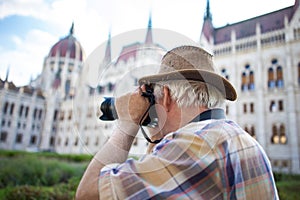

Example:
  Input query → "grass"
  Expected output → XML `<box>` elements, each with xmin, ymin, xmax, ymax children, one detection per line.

<box><xmin>0</xmin><ymin>150</ymin><xmax>90</xmax><ymax>200</ymax></box>
<box><xmin>0</xmin><ymin>150</ymin><xmax>299</xmax><ymax>199</ymax></box>
<box><xmin>275</xmin><ymin>173</ymin><xmax>300</xmax><ymax>200</ymax></box>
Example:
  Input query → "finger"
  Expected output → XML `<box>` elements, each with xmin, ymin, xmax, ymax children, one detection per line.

<box><xmin>133</xmin><ymin>87</ymin><xmax>142</xmax><ymax>95</ymax></box>
<box><xmin>140</xmin><ymin>84</ymin><xmax>147</xmax><ymax>92</ymax></box>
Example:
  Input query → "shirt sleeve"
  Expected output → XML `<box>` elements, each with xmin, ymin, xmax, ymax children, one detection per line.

<box><xmin>98</xmin><ymin>132</ymin><xmax>216</xmax><ymax>199</ymax></box>
<box><xmin>98</xmin><ymin>120</ymin><xmax>279</xmax><ymax>200</ymax></box>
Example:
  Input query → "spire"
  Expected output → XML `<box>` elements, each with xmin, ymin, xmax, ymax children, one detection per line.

<box><xmin>5</xmin><ymin>66</ymin><xmax>10</xmax><ymax>82</ymax></box>
<box><xmin>104</xmin><ymin>31</ymin><xmax>112</xmax><ymax>64</ymax></box>
<box><xmin>145</xmin><ymin>12</ymin><xmax>153</xmax><ymax>44</ymax></box>
<box><xmin>29</xmin><ymin>75</ymin><xmax>33</xmax><ymax>84</ymax></box>
<box><xmin>69</xmin><ymin>22</ymin><xmax>74</xmax><ymax>35</ymax></box>
<box><xmin>200</xmin><ymin>0</ymin><xmax>214</xmax><ymax>46</ymax></box>
<box><xmin>204</xmin><ymin>0</ymin><xmax>212</xmax><ymax>21</ymax></box>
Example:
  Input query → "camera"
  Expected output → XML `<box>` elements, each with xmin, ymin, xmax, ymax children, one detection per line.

<box><xmin>99</xmin><ymin>85</ymin><xmax>157</xmax><ymax>126</ymax></box>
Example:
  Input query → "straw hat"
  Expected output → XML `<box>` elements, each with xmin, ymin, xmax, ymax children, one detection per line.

<box><xmin>138</xmin><ymin>45</ymin><xmax>237</xmax><ymax>101</ymax></box>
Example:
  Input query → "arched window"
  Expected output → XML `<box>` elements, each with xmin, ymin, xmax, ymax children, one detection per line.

<box><xmin>250</xmin><ymin>103</ymin><xmax>254</xmax><ymax>113</ymax></box>
<box><xmin>241</xmin><ymin>64</ymin><xmax>255</xmax><ymax>92</ymax></box>
<box><xmin>268</xmin><ymin>68</ymin><xmax>275</xmax><ymax>88</ymax></box>
<box><xmin>3</xmin><ymin>102</ymin><xmax>9</xmax><ymax>114</ymax></box>
<box><xmin>241</xmin><ymin>72</ymin><xmax>247</xmax><ymax>91</ymax></box>
<box><xmin>65</xmin><ymin>79</ymin><xmax>71</xmax><ymax>97</ymax></box>
<box><xmin>53</xmin><ymin>110</ymin><xmax>59</xmax><ymax>121</ymax></box>
<box><xmin>243</xmin><ymin>103</ymin><xmax>247</xmax><ymax>113</ymax></box>
<box><xmin>50</xmin><ymin>136</ymin><xmax>55</xmax><ymax>146</ymax></box>
<box><xmin>74</xmin><ymin>137</ymin><xmax>79</xmax><ymax>146</ymax></box>
<box><xmin>272</xmin><ymin>58</ymin><xmax>278</xmax><ymax>65</ymax></box>
<box><xmin>59</xmin><ymin>111</ymin><xmax>64</xmax><ymax>121</ymax></box>
<box><xmin>268</xmin><ymin>59</ymin><xmax>284</xmax><ymax>89</ymax></box>
<box><xmin>276</xmin><ymin>66</ymin><xmax>284</xmax><ymax>88</ymax></box>
<box><xmin>10</xmin><ymin>103</ymin><xmax>14</xmax><ymax>115</ymax></box>
<box><xmin>19</xmin><ymin>105</ymin><xmax>24</xmax><ymax>117</ymax></box>
<box><xmin>278</xmin><ymin>100</ymin><xmax>284</xmax><ymax>111</ymax></box>
<box><xmin>15</xmin><ymin>133</ymin><xmax>23</xmax><ymax>143</ymax></box>
<box><xmin>30</xmin><ymin>135</ymin><xmax>37</xmax><ymax>145</ymax></box>
<box><xmin>271</xmin><ymin>124</ymin><xmax>287</xmax><ymax>144</ymax></box>
<box><xmin>271</xmin><ymin>125</ymin><xmax>279</xmax><ymax>144</ymax></box>
<box><xmin>65</xmin><ymin>137</ymin><xmax>69</xmax><ymax>146</ymax></box>
<box><xmin>33</xmin><ymin>108</ymin><xmax>38</xmax><ymax>119</ymax></box>
<box><xmin>89</xmin><ymin>87</ymin><xmax>95</xmax><ymax>96</ymax></box>
<box><xmin>279</xmin><ymin>124</ymin><xmax>287</xmax><ymax>144</ymax></box>
<box><xmin>25</xmin><ymin>107</ymin><xmax>29</xmax><ymax>118</ymax></box>
<box><xmin>249</xmin><ymin>71</ymin><xmax>255</xmax><ymax>90</ymax></box>
<box><xmin>97</xmin><ymin>85</ymin><xmax>105</xmax><ymax>94</ymax></box>
<box><xmin>270</xmin><ymin>100</ymin><xmax>276</xmax><ymax>112</ymax></box>
<box><xmin>38</xmin><ymin>109</ymin><xmax>43</xmax><ymax>120</ymax></box>
<box><xmin>0</xmin><ymin>131</ymin><xmax>8</xmax><ymax>142</ymax></box>
<box><xmin>250</xmin><ymin>126</ymin><xmax>256</xmax><ymax>139</ymax></box>
<box><xmin>108</xmin><ymin>82</ymin><xmax>115</xmax><ymax>92</ymax></box>
<box><xmin>245</xmin><ymin>125</ymin><xmax>256</xmax><ymax>139</ymax></box>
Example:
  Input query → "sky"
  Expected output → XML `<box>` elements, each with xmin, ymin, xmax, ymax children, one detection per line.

<box><xmin>0</xmin><ymin>0</ymin><xmax>296</xmax><ymax>86</ymax></box>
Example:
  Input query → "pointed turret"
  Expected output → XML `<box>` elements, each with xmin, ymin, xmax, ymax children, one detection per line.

<box><xmin>200</xmin><ymin>0</ymin><xmax>214</xmax><ymax>46</ymax></box>
<box><xmin>104</xmin><ymin>31</ymin><xmax>112</xmax><ymax>64</ymax></box>
<box><xmin>5</xmin><ymin>66</ymin><xmax>9</xmax><ymax>82</ymax></box>
<box><xmin>145</xmin><ymin>12</ymin><xmax>153</xmax><ymax>44</ymax></box>
<box><xmin>204</xmin><ymin>0</ymin><xmax>212</xmax><ymax>21</ymax></box>
<box><xmin>69</xmin><ymin>22</ymin><xmax>74</xmax><ymax>36</ymax></box>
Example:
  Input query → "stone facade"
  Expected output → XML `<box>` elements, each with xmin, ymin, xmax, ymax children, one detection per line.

<box><xmin>0</xmin><ymin>1</ymin><xmax>299</xmax><ymax>174</ymax></box>
<box><xmin>200</xmin><ymin>0</ymin><xmax>300</xmax><ymax>174</ymax></box>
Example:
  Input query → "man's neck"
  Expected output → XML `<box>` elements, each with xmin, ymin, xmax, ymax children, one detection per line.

<box><xmin>179</xmin><ymin>106</ymin><xmax>208</xmax><ymax>127</ymax></box>
<box><xmin>163</xmin><ymin>106</ymin><xmax>208</xmax><ymax>135</ymax></box>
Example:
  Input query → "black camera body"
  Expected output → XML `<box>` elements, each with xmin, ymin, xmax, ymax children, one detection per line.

<box><xmin>99</xmin><ymin>85</ymin><xmax>156</xmax><ymax>126</ymax></box>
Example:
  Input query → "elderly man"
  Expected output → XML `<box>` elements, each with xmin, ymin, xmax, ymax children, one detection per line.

<box><xmin>76</xmin><ymin>45</ymin><xmax>278</xmax><ymax>199</ymax></box>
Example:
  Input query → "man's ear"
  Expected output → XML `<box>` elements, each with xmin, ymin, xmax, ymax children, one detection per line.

<box><xmin>163</xmin><ymin>86</ymin><xmax>172</xmax><ymax>112</ymax></box>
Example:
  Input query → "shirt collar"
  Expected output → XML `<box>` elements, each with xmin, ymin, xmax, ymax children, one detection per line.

<box><xmin>190</xmin><ymin>108</ymin><xmax>226</xmax><ymax>123</ymax></box>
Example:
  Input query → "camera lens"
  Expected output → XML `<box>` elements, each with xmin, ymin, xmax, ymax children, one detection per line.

<box><xmin>99</xmin><ymin>97</ymin><xmax>118</xmax><ymax>121</ymax></box>
<box><xmin>99</xmin><ymin>86</ymin><xmax>157</xmax><ymax>127</ymax></box>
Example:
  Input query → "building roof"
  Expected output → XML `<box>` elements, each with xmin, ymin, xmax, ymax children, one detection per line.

<box><xmin>116</xmin><ymin>42</ymin><xmax>141</xmax><ymax>64</ymax></box>
<box><xmin>214</xmin><ymin>6</ymin><xmax>295</xmax><ymax>44</ymax></box>
<box><xmin>0</xmin><ymin>78</ymin><xmax>44</xmax><ymax>98</ymax></box>
<box><xmin>201</xmin><ymin>0</ymin><xmax>298</xmax><ymax>45</ymax></box>
<box><xmin>48</xmin><ymin>23</ymin><xmax>84</xmax><ymax>61</ymax></box>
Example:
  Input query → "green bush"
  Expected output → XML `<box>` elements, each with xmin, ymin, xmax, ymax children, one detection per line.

<box><xmin>0</xmin><ymin>150</ymin><xmax>89</xmax><ymax>199</ymax></box>
<box><xmin>277</xmin><ymin>180</ymin><xmax>300</xmax><ymax>200</ymax></box>
<box><xmin>3</xmin><ymin>178</ymin><xmax>80</xmax><ymax>200</ymax></box>
<box><xmin>3</xmin><ymin>185</ymin><xmax>50</xmax><ymax>200</ymax></box>
<box><xmin>0</xmin><ymin>150</ymin><xmax>93</xmax><ymax>162</ymax></box>
<box><xmin>0</xmin><ymin>156</ymin><xmax>43</xmax><ymax>187</ymax></box>
<box><xmin>2</xmin><ymin>150</ymin><xmax>299</xmax><ymax>199</ymax></box>
<box><xmin>0</xmin><ymin>153</ymin><xmax>87</xmax><ymax>188</ymax></box>
<box><xmin>274</xmin><ymin>173</ymin><xmax>300</xmax><ymax>200</ymax></box>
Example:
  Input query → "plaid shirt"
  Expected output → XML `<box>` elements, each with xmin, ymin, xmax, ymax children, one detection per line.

<box><xmin>99</xmin><ymin>119</ymin><xmax>279</xmax><ymax>199</ymax></box>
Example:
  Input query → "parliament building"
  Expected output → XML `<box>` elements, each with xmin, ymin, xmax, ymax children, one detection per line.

<box><xmin>0</xmin><ymin>0</ymin><xmax>299</xmax><ymax>174</ymax></box>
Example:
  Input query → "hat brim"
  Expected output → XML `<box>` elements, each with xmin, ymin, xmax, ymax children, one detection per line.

<box><xmin>138</xmin><ymin>69</ymin><xmax>237</xmax><ymax>101</ymax></box>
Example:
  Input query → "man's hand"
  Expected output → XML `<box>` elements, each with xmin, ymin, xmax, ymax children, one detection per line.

<box><xmin>76</xmin><ymin>86</ymin><xmax>150</xmax><ymax>200</ymax></box>
<box><xmin>115</xmin><ymin>85</ymin><xmax>150</xmax><ymax>125</ymax></box>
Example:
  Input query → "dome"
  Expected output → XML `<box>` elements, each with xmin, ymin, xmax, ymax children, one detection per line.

<box><xmin>48</xmin><ymin>23</ymin><xmax>84</xmax><ymax>61</ymax></box>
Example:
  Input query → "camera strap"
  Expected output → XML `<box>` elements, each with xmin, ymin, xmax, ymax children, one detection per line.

<box><xmin>190</xmin><ymin>108</ymin><xmax>225</xmax><ymax>123</ymax></box>
<box><xmin>140</xmin><ymin>108</ymin><xmax>226</xmax><ymax>144</ymax></box>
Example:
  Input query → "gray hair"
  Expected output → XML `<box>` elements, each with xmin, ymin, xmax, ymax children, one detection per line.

<box><xmin>153</xmin><ymin>80</ymin><xmax>225</xmax><ymax>109</ymax></box>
